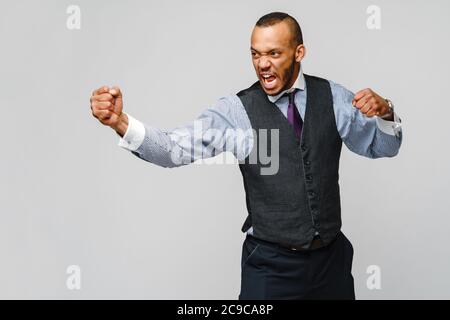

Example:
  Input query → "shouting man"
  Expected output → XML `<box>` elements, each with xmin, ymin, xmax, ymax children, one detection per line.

<box><xmin>90</xmin><ymin>12</ymin><xmax>402</xmax><ymax>299</ymax></box>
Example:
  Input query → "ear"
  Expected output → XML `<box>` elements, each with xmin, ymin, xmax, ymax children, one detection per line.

<box><xmin>295</xmin><ymin>44</ymin><xmax>306</xmax><ymax>63</ymax></box>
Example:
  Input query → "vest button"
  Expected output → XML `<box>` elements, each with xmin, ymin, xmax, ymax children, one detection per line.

<box><xmin>306</xmin><ymin>174</ymin><xmax>312</xmax><ymax>181</ymax></box>
<box><xmin>305</xmin><ymin>160</ymin><xmax>311</xmax><ymax>166</ymax></box>
<box><xmin>301</xmin><ymin>144</ymin><xmax>307</xmax><ymax>151</ymax></box>
<box><xmin>308</xmin><ymin>191</ymin><xmax>316</xmax><ymax>197</ymax></box>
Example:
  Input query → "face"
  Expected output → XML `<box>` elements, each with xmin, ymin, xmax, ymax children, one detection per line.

<box><xmin>251</xmin><ymin>21</ymin><xmax>306</xmax><ymax>95</ymax></box>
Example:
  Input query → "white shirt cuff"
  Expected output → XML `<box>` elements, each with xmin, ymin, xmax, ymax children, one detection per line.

<box><xmin>375</xmin><ymin>111</ymin><xmax>402</xmax><ymax>137</ymax></box>
<box><xmin>117</xmin><ymin>113</ymin><xmax>145</xmax><ymax>151</ymax></box>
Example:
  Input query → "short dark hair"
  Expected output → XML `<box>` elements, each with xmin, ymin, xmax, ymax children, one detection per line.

<box><xmin>255</xmin><ymin>12</ymin><xmax>303</xmax><ymax>46</ymax></box>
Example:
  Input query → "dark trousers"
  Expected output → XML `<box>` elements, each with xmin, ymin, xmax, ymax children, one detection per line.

<box><xmin>238</xmin><ymin>231</ymin><xmax>355</xmax><ymax>300</ymax></box>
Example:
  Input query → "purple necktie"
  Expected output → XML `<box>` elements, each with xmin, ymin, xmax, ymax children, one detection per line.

<box><xmin>287</xmin><ymin>90</ymin><xmax>303</xmax><ymax>139</ymax></box>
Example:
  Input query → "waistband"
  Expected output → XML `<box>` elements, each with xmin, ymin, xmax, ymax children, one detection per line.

<box><xmin>246</xmin><ymin>232</ymin><xmax>338</xmax><ymax>252</ymax></box>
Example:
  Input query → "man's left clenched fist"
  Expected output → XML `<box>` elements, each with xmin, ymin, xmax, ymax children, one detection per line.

<box><xmin>352</xmin><ymin>88</ymin><xmax>391</xmax><ymax>118</ymax></box>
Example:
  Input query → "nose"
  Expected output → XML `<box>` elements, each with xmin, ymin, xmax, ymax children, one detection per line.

<box><xmin>258</xmin><ymin>56</ymin><xmax>271</xmax><ymax>69</ymax></box>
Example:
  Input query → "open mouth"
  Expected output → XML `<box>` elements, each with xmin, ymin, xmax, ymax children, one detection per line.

<box><xmin>261</xmin><ymin>74</ymin><xmax>277</xmax><ymax>89</ymax></box>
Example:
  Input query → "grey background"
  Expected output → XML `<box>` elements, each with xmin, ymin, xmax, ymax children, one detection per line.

<box><xmin>1</xmin><ymin>0</ymin><xmax>449</xmax><ymax>299</ymax></box>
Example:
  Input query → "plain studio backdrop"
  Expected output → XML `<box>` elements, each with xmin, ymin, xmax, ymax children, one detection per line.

<box><xmin>1</xmin><ymin>0</ymin><xmax>449</xmax><ymax>299</ymax></box>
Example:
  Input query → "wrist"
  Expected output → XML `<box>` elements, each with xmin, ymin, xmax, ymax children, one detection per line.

<box><xmin>380</xmin><ymin>99</ymin><xmax>394</xmax><ymax>120</ymax></box>
<box><xmin>113</xmin><ymin>112</ymin><xmax>129</xmax><ymax>138</ymax></box>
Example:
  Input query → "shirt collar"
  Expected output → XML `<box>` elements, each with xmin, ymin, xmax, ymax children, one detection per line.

<box><xmin>267</xmin><ymin>64</ymin><xmax>305</xmax><ymax>103</ymax></box>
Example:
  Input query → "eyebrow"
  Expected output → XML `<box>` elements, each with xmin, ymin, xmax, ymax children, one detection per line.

<box><xmin>250</xmin><ymin>47</ymin><xmax>282</xmax><ymax>53</ymax></box>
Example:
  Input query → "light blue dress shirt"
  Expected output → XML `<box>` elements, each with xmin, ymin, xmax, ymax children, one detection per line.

<box><xmin>117</xmin><ymin>67</ymin><xmax>403</xmax><ymax>235</ymax></box>
<box><xmin>118</xmin><ymin>67</ymin><xmax>402</xmax><ymax>166</ymax></box>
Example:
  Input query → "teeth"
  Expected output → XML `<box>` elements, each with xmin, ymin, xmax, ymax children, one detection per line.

<box><xmin>262</xmin><ymin>74</ymin><xmax>273</xmax><ymax>78</ymax></box>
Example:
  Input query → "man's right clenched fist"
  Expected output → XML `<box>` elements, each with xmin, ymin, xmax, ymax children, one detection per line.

<box><xmin>90</xmin><ymin>86</ymin><xmax>128</xmax><ymax>137</ymax></box>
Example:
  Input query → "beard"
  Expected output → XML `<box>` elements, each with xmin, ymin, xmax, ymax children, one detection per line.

<box><xmin>278</xmin><ymin>57</ymin><xmax>299</xmax><ymax>94</ymax></box>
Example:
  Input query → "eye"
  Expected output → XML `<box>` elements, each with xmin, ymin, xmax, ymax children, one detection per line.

<box><xmin>270</xmin><ymin>51</ymin><xmax>280</xmax><ymax>57</ymax></box>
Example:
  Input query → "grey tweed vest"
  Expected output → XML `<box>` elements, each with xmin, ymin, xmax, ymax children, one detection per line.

<box><xmin>237</xmin><ymin>74</ymin><xmax>343</xmax><ymax>247</ymax></box>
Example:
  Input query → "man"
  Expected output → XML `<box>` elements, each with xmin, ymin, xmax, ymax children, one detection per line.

<box><xmin>90</xmin><ymin>12</ymin><xmax>402</xmax><ymax>299</ymax></box>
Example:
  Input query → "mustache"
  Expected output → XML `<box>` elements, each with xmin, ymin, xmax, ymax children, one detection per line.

<box><xmin>259</xmin><ymin>57</ymin><xmax>298</xmax><ymax>79</ymax></box>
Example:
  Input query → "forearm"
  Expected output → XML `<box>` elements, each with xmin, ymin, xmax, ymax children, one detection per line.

<box><xmin>344</xmin><ymin>111</ymin><xmax>403</xmax><ymax>158</ymax></box>
<box><xmin>370</xmin><ymin>123</ymin><xmax>402</xmax><ymax>158</ymax></box>
<box><xmin>370</xmin><ymin>113</ymin><xmax>403</xmax><ymax>157</ymax></box>
<box><xmin>117</xmin><ymin>114</ymin><xmax>187</xmax><ymax>168</ymax></box>
<box><xmin>118</xmin><ymin>115</ymin><xmax>231</xmax><ymax>168</ymax></box>
<box><xmin>130</xmin><ymin>125</ymin><xmax>188</xmax><ymax>168</ymax></box>
<box><xmin>117</xmin><ymin>95</ymin><xmax>253</xmax><ymax>167</ymax></box>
